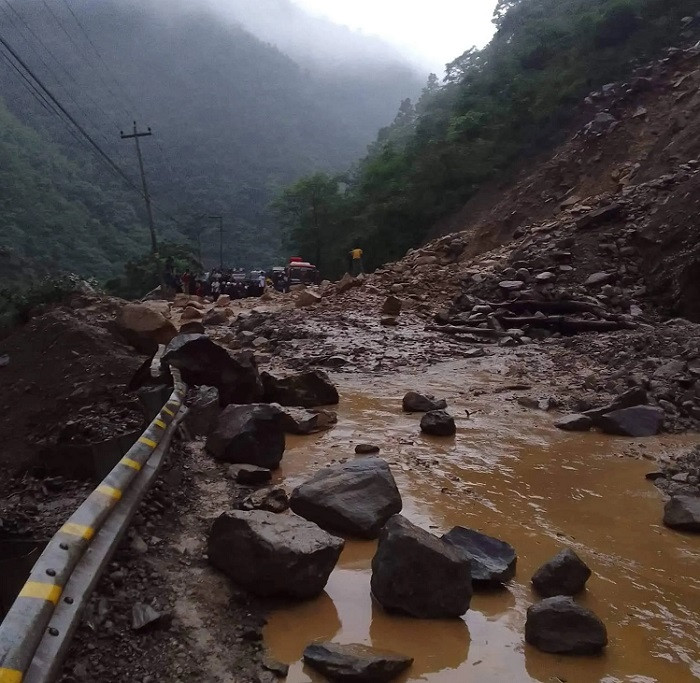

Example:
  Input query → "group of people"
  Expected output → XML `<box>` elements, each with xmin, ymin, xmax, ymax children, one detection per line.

<box><xmin>163</xmin><ymin>261</ymin><xmax>276</xmax><ymax>299</ymax></box>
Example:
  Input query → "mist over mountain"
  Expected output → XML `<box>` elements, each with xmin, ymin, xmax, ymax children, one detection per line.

<box><xmin>0</xmin><ymin>0</ymin><xmax>423</xmax><ymax>281</ymax></box>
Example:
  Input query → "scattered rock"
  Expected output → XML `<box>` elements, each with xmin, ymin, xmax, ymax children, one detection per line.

<box><xmin>371</xmin><ymin>515</ymin><xmax>472</xmax><ymax>618</ymax></box>
<box><xmin>381</xmin><ymin>296</ymin><xmax>402</xmax><ymax>316</ymax></box>
<box><xmin>276</xmin><ymin>405</ymin><xmax>338</xmax><ymax>435</ymax></box>
<box><xmin>241</xmin><ymin>487</ymin><xmax>289</xmax><ymax>513</ymax></box>
<box><xmin>554</xmin><ymin>414</ymin><xmax>593</xmax><ymax>432</ymax></box>
<box><xmin>584</xmin><ymin>272</ymin><xmax>613</xmax><ymax>287</ymax></box>
<box><xmin>115</xmin><ymin>303</ymin><xmax>177</xmax><ymax>354</ymax></box>
<box><xmin>596</xmin><ymin>405</ymin><xmax>664</xmax><ymax>437</ymax></box>
<box><xmin>163</xmin><ymin>335</ymin><xmax>264</xmax><ymax>405</ymax></box>
<box><xmin>181</xmin><ymin>305</ymin><xmax>203</xmax><ymax>321</ymax></box>
<box><xmin>207</xmin><ymin>510</ymin><xmax>344</xmax><ymax>599</ymax></box>
<box><xmin>381</xmin><ymin>316</ymin><xmax>399</xmax><ymax>327</ymax></box>
<box><xmin>337</xmin><ymin>273</ymin><xmax>361</xmax><ymax>294</ymax></box>
<box><xmin>290</xmin><ymin>457</ymin><xmax>402</xmax><ymax>538</ymax></box>
<box><xmin>526</xmin><ymin>596</ymin><xmax>607</xmax><ymax>654</ymax></box>
<box><xmin>206</xmin><ymin>404</ymin><xmax>285</xmax><ymax>469</ymax></box>
<box><xmin>203</xmin><ymin>309</ymin><xmax>229</xmax><ymax>326</ymax></box>
<box><xmin>531</xmin><ymin>548</ymin><xmax>591</xmax><ymax>597</ymax></box>
<box><xmin>262</xmin><ymin>657</ymin><xmax>289</xmax><ymax>678</ymax></box>
<box><xmin>179</xmin><ymin>321</ymin><xmax>206</xmax><ymax>335</ymax></box>
<box><xmin>442</xmin><ymin>527</ymin><xmax>517</xmax><ymax>586</ymax></box>
<box><xmin>185</xmin><ymin>386</ymin><xmax>220</xmax><ymax>436</ymax></box>
<box><xmin>228</xmin><ymin>464</ymin><xmax>272</xmax><ymax>486</ymax></box>
<box><xmin>303</xmin><ymin>642</ymin><xmax>413</xmax><ymax>683</ymax></box>
<box><xmin>296</xmin><ymin>290</ymin><xmax>322</xmax><ymax>308</ymax></box>
<box><xmin>499</xmin><ymin>280</ymin><xmax>525</xmax><ymax>291</ymax></box>
<box><xmin>262</xmin><ymin>370</ymin><xmax>339</xmax><ymax>407</ymax></box>
<box><xmin>575</xmin><ymin>203</ymin><xmax>623</xmax><ymax>230</ymax></box>
<box><xmin>420</xmin><ymin>410</ymin><xmax>456</xmax><ymax>436</ymax></box>
<box><xmin>402</xmin><ymin>391</ymin><xmax>447</xmax><ymax>413</ymax></box>
<box><xmin>663</xmin><ymin>496</ymin><xmax>700</xmax><ymax>532</ymax></box>
<box><xmin>131</xmin><ymin>603</ymin><xmax>171</xmax><ymax>632</ymax></box>
<box><xmin>355</xmin><ymin>443</ymin><xmax>380</xmax><ymax>454</ymax></box>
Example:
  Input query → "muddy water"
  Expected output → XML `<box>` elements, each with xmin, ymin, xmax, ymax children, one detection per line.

<box><xmin>264</xmin><ymin>361</ymin><xmax>700</xmax><ymax>682</ymax></box>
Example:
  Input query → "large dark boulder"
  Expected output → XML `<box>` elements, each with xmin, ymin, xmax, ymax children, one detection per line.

<box><xmin>163</xmin><ymin>334</ymin><xmax>264</xmax><ymax>405</ymax></box>
<box><xmin>442</xmin><ymin>527</ymin><xmax>517</xmax><ymax>586</ymax></box>
<box><xmin>596</xmin><ymin>405</ymin><xmax>664</xmax><ymax>437</ymax></box>
<box><xmin>402</xmin><ymin>391</ymin><xmax>447</xmax><ymax>413</ymax></box>
<box><xmin>663</xmin><ymin>496</ymin><xmax>700</xmax><ymax>532</ymax></box>
<box><xmin>303</xmin><ymin>642</ymin><xmax>413</xmax><ymax>682</ymax></box>
<box><xmin>420</xmin><ymin>410</ymin><xmax>456</xmax><ymax>436</ymax></box>
<box><xmin>207</xmin><ymin>511</ymin><xmax>344</xmax><ymax>599</ymax></box>
<box><xmin>206</xmin><ymin>404</ymin><xmax>285</xmax><ymax>469</ymax></box>
<box><xmin>583</xmin><ymin>388</ymin><xmax>648</xmax><ymax>421</ymax></box>
<box><xmin>525</xmin><ymin>596</ymin><xmax>608</xmax><ymax>654</ymax></box>
<box><xmin>554</xmin><ymin>414</ymin><xmax>593</xmax><ymax>432</ymax></box>
<box><xmin>290</xmin><ymin>458</ymin><xmax>402</xmax><ymax>539</ymax></box>
<box><xmin>531</xmin><ymin>548</ymin><xmax>591</xmax><ymax>597</ymax></box>
<box><xmin>371</xmin><ymin>515</ymin><xmax>472</xmax><ymax>618</ymax></box>
<box><xmin>262</xmin><ymin>370</ymin><xmax>339</xmax><ymax>407</ymax></box>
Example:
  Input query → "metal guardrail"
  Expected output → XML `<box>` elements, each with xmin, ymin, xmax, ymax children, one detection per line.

<box><xmin>0</xmin><ymin>370</ymin><xmax>187</xmax><ymax>683</ymax></box>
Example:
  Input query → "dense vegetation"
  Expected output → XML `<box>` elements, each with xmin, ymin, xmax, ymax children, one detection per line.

<box><xmin>279</xmin><ymin>0</ymin><xmax>699</xmax><ymax>277</ymax></box>
<box><xmin>0</xmin><ymin>0</ymin><xmax>420</xmax><ymax>286</ymax></box>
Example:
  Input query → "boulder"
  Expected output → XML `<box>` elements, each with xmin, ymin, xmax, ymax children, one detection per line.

<box><xmin>442</xmin><ymin>527</ymin><xmax>517</xmax><ymax>586</ymax></box>
<box><xmin>381</xmin><ymin>296</ymin><xmax>402</xmax><ymax>316</ymax></box>
<box><xmin>499</xmin><ymin>280</ymin><xmax>525</xmax><ymax>291</ymax></box>
<box><xmin>184</xmin><ymin>386</ymin><xmax>220</xmax><ymax>436</ymax></box>
<box><xmin>296</xmin><ymin>290</ymin><xmax>322</xmax><ymax>308</ymax></box>
<box><xmin>206</xmin><ymin>404</ymin><xmax>285</xmax><ymax>469</ymax></box>
<box><xmin>163</xmin><ymin>335</ymin><xmax>264</xmax><ymax>405</ymax></box>
<box><xmin>276</xmin><ymin>405</ymin><xmax>338</xmax><ymax>435</ymax></box>
<box><xmin>596</xmin><ymin>406</ymin><xmax>664</xmax><ymax>437</ymax></box>
<box><xmin>554</xmin><ymin>414</ymin><xmax>593</xmax><ymax>432</ymax></box>
<box><xmin>207</xmin><ymin>511</ymin><xmax>343</xmax><ymax>599</ymax></box>
<box><xmin>337</xmin><ymin>273</ymin><xmax>360</xmax><ymax>294</ymax></box>
<box><xmin>228</xmin><ymin>464</ymin><xmax>272</xmax><ymax>486</ymax></box>
<box><xmin>583</xmin><ymin>388</ymin><xmax>648</xmax><ymax>420</ymax></box>
<box><xmin>525</xmin><ymin>596</ymin><xmax>607</xmax><ymax>655</ymax></box>
<box><xmin>531</xmin><ymin>548</ymin><xmax>591</xmax><ymax>597</ymax></box>
<box><xmin>179</xmin><ymin>321</ymin><xmax>205</xmax><ymax>335</ymax></box>
<box><xmin>203</xmin><ymin>309</ymin><xmax>229</xmax><ymax>326</ymax></box>
<box><xmin>115</xmin><ymin>303</ymin><xmax>177</xmax><ymax>354</ymax></box>
<box><xmin>584</xmin><ymin>272</ymin><xmax>613</xmax><ymax>287</ymax></box>
<box><xmin>575</xmin><ymin>203</ymin><xmax>622</xmax><ymax>230</ymax></box>
<box><xmin>303</xmin><ymin>642</ymin><xmax>413</xmax><ymax>683</ymax></box>
<box><xmin>420</xmin><ymin>410</ymin><xmax>456</xmax><ymax>437</ymax></box>
<box><xmin>402</xmin><ymin>392</ymin><xmax>447</xmax><ymax>413</ymax></box>
<box><xmin>370</xmin><ymin>515</ymin><xmax>472</xmax><ymax>618</ymax></box>
<box><xmin>663</xmin><ymin>496</ymin><xmax>700</xmax><ymax>532</ymax></box>
<box><xmin>181</xmin><ymin>305</ymin><xmax>203</xmax><ymax>320</ymax></box>
<box><xmin>355</xmin><ymin>444</ymin><xmax>380</xmax><ymax>454</ymax></box>
<box><xmin>214</xmin><ymin>294</ymin><xmax>231</xmax><ymax>307</ymax></box>
<box><xmin>381</xmin><ymin>316</ymin><xmax>398</xmax><ymax>327</ymax></box>
<box><xmin>240</xmin><ymin>486</ymin><xmax>289</xmax><ymax>513</ymax></box>
<box><xmin>262</xmin><ymin>370</ymin><xmax>339</xmax><ymax>407</ymax></box>
<box><xmin>290</xmin><ymin>458</ymin><xmax>402</xmax><ymax>538</ymax></box>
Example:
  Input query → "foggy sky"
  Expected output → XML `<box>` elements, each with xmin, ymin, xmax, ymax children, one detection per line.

<box><xmin>290</xmin><ymin>0</ymin><xmax>499</xmax><ymax>73</ymax></box>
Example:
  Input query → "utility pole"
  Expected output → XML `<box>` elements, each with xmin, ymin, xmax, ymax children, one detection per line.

<box><xmin>121</xmin><ymin>121</ymin><xmax>156</xmax><ymax>254</ymax></box>
<box><xmin>209</xmin><ymin>215</ymin><xmax>223</xmax><ymax>269</ymax></box>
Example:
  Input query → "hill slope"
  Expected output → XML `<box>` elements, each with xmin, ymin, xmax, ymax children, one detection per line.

<box><xmin>0</xmin><ymin>0</ymin><xmax>421</xmax><ymax>280</ymax></box>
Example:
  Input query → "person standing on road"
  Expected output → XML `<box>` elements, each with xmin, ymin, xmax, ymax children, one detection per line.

<box><xmin>350</xmin><ymin>247</ymin><xmax>364</xmax><ymax>276</ymax></box>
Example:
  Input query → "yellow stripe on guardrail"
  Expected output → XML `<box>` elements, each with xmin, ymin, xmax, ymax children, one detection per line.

<box><xmin>0</xmin><ymin>668</ymin><xmax>23</xmax><ymax>683</ymax></box>
<box><xmin>162</xmin><ymin>407</ymin><xmax>175</xmax><ymax>417</ymax></box>
<box><xmin>138</xmin><ymin>437</ymin><xmax>158</xmax><ymax>448</ymax></box>
<box><xmin>95</xmin><ymin>485</ymin><xmax>122</xmax><ymax>501</ymax></box>
<box><xmin>18</xmin><ymin>582</ymin><xmax>62</xmax><ymax>605</ymax></box>
<box><xmin>120</xmin><ymin>457</ymin><xmax>142</xmax><ymax>471</ymax></box>
<box><xmin>60</xmin><ymin>523</ymin><xmax>95</xmax><ymax>541</ymax></box>
<box><xmin>154</xmin><ymin>419</ymin><xmax>166</xmax><ymax>429</ymax></box>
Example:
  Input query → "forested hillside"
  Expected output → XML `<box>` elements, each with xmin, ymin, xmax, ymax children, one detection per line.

<box><xmin>0</xmin><ymin>0</ymin><xmax>421</xmax><ymax>283</ymax></box>
<box><xmin>279</xmin><ymin>0</ymin><xmax>700</xmax><ymax>276</ymax></box>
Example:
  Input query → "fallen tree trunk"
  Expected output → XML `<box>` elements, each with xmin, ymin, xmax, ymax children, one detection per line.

<box><xmin>482</xmin><ymin>299</ymin><xmax>607</xmax><ymax>316</ymax></box>
<box><xmin>494</xmin><ymin>315</ymin><xmax>635</xmax><ymax>334</ymax></box>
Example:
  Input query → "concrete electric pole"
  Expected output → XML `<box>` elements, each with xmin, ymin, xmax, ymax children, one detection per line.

<box><xmin>120</xmin><ymin>121</ymin><xmax>157</xmax><ymax>254</ymax></box>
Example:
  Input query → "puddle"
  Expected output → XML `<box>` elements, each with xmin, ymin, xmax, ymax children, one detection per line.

<box><xmin>264</xmin><ymin>363</ymin><xmax>700</xmax><ymax>682</ymax></box>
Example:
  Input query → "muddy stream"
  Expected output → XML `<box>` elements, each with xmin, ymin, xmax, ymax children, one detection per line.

<box><xmin>263</xmin><ymin>360</ymin><xmax>700</xmax><ymax>682</ymax></box>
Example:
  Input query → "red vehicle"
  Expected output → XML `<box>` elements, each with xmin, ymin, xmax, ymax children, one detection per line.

<box><xmin>286</xmin><ymin>257</ymin><xmax>320</xmax><ymax>286</ymax></box>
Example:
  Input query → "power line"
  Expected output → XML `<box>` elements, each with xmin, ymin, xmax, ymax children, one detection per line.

<box><xmin>41</xmin><ymin>0</ymin><xmax>126</xmax><ymax>128</ymax></box>
<box><xmin>0</xmin><ymin>0</ymin><xmax>114</xmax><ymax>146</ymax></box>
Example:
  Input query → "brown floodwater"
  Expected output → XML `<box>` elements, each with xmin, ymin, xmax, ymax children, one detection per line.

<box><xmin>264</xmin><ymin>361</ymin><xmax>700</xmax><ymax>682</ymax></box>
